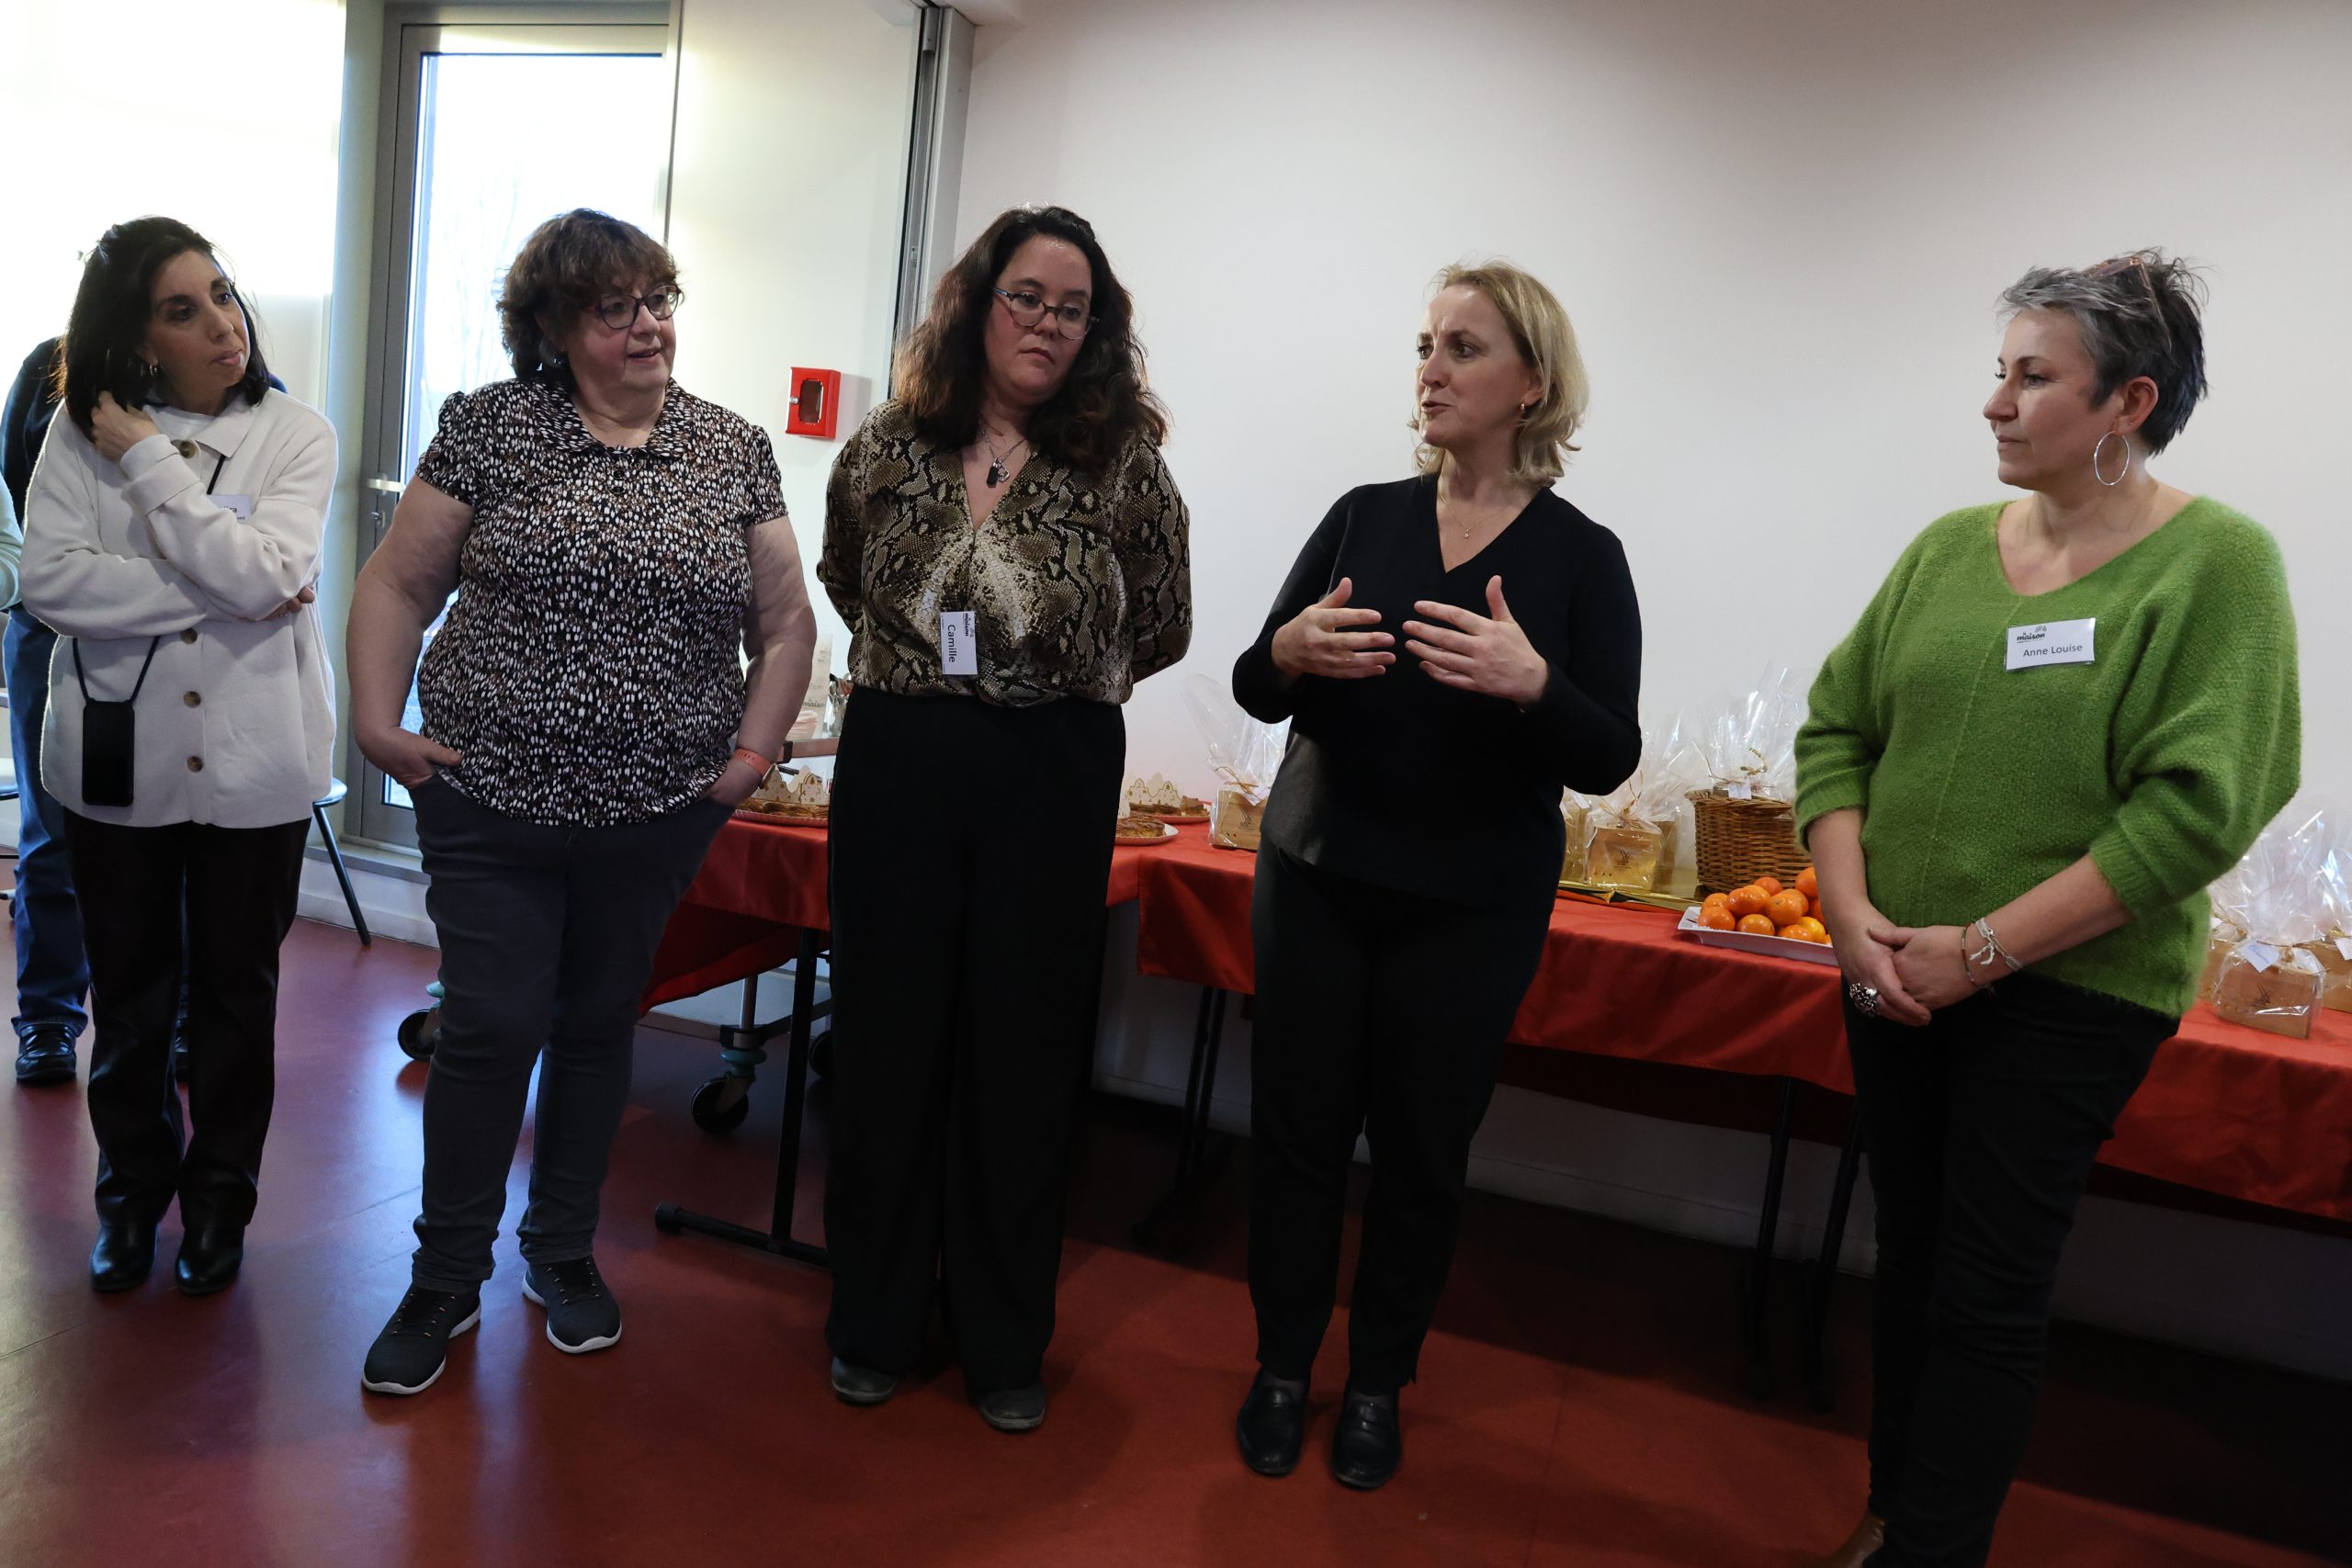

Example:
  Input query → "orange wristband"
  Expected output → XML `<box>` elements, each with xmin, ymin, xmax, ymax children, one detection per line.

<box><xmin>730</xmin><ymin>747</ymin><xmax>772</xmax><ymax>772</ymax></box>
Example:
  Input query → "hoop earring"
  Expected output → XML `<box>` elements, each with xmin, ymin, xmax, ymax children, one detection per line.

<box><xmin>2092</xmin><ymin>431</ymin><xmax>2132</xmax><ymax>487</ymax></box>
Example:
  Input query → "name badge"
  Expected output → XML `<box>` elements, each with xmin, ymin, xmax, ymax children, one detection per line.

<box><xmin>2006</xmin><ymin>616</ymin><xmax>2095</xmax><ymax>671</ymax></box>
<box><xmin>212</xmin><ymin>495</ymin><xmax>254</xmax><ymax>520</ymax></box>
<box><xmin>940</xmin><ymin>610</ymin><xmax>978</xmax><ymax>677</ymax></box>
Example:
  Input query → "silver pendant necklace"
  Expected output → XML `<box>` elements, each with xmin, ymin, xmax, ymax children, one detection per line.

<box><xmin>980</xmin><ymin>423</ymin><xmax>1028</xmax><ymax>489</ymax></box>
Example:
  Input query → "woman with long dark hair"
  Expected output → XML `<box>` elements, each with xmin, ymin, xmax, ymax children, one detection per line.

<box><xmin>19</xmin><ymin>216</ymin><xmax>333</xmax><ymax>1296</ymax></box>
<box><xmin>818</xmin><ymin>205</ymin><xmax>1191</xmax><ymax>1432</ymax></box>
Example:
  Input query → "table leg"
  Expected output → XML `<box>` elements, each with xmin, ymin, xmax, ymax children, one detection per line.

<box><xmin>1804</xmin><ymin>1102</ymin><xmax>1868</xmax><ymax>1410</ymax></box>
<box><xmin>1741</xmin><ymin>1077</ymin><xmax>1798</xmax><ymax>1397</ymax></box>
<box><xmin>655</xmin><ymin>929</ymin><xmax>832</xmax><ymax>1268</ymax></box>
<box><xmin>1132</xmin><ymin>986</ymin><xmax>1228</xmax><ymax>1247</ymax></box>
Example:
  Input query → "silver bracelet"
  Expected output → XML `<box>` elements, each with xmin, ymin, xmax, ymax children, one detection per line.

<box><xmin>1969</xmin><ymin>918</ymin><xmax>2025</xmax><ymax>976</ymax></box>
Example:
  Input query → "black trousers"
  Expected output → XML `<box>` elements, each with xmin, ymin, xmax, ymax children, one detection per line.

<box><xmin>62</xmin><ymin>810</ymin><xmax>309</xmax><ymax>1228</ymax></box>
<box><xmin>1247</xmin><ymin>843</ymin><xmax>1553</xmax><ymax>1394</ymax></box>
<box><xmin>822</xmin><ymin>690</ymin><xmax>1122</xmax><ymax>1393</ymax></box>
<box><xmin>1849</xmin><ymin>973</ymin><xmax>2173</xmax><ymax>1568</ymax></box>
<box><xmin>409</xmin><ymin>779</ymin><xmax>731</xmax><ymax>1292</ymax></box>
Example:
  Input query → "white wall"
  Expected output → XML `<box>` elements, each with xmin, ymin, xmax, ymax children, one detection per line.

<box><xmin>956</xmin><ymin>0</ymin><xmax>2349</xmax><ymax>796</ymax></box>
<box><xmin>665</xmin><ymin>0</ymin><xmax>922</xmax><ymax>661</ymax></box>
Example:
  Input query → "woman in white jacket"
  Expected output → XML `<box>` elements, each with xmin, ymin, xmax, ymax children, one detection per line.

<box><xmin>21</xmin><ymin>217</ymin><xmax>334</xmax><ymax>1297</ymax></box>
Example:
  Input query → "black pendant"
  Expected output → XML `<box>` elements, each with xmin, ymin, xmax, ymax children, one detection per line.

<box><xmin>986</xmin><ymin>461</ymin><xmax>1006</xmax><ymax>487</ymax></box>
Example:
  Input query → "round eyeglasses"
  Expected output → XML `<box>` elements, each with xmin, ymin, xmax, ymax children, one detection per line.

<box><xmin>991</xmin><ymin>287</ymin><xmax>1092</xmax><ymax>339</ymax></box>
<box><xmin>593</xmin><ymin>288</ymin><xmax>683</xmax><ymax>332</ymax></box>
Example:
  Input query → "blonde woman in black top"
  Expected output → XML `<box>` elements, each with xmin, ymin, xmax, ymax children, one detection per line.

<box><xmin>818</xmin><ymin>205</ymin><xmax>1191</xmax><ymax>1433</ymax></box>
<box><xmin>1230</xmin><ymin>263</ymin><xmax>1642</xmax><ymax>1487</ymax></box>
<box><xmin>347</xmin><ymin>209</ymin><xmax>817</xmax><ymax>1395</ymax></box>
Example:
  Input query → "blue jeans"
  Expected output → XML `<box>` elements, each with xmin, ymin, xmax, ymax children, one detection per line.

<box><xmin>6</xmin><ymin>605</ymin><xmax>89</xmax><ymax>1042</ymax></box>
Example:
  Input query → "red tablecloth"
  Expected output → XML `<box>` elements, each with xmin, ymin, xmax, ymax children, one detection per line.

<box><xmin>641</xmin><ymin>815</ymin><xmax>1159</xmax><ymax>1010</ymax></box>
<box><xmin>1131</xmin><ymin>827</ymin><xmax>2352</xmax><ymax>1223</ymax></box>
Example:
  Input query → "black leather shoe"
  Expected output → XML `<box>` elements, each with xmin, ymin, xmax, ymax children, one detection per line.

<box><xmin>1235</xmin><ymin>1371</ymin><xmax>1307</xmax><ymax>1476</ymax></box>
<box><xmin>90</xmin><ymin>1223</ymin><xmax>157</xmax><ymax>1292</ymax></box>
<box><xmin>1329</xmin><ymin>1386</ymin><xmax>1402</xmax><ymax>1490</ymax></box>
<box><xmin>175</xmin><ymin>1225</ymin><xmax>245</xmax><ymax>1296</ymax></box>
<box><xmin>15</xmin><ymin>1026</ymin><xmax>77</xmax><ymax>1087</ymax></box>
<box><xmin>830</xmin><ymin>1358</ymin><xmax>898</xmax><ymax>1406</ymax></box>
<box><xmin>975</xmin><ymin>1382</ymin><xmax>1047</xmax><ymax>1432</ymax></box>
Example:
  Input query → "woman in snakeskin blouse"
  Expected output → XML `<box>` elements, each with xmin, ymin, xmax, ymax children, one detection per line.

<box><xmin>818</xmin><ymin>205</ymin><xmax>1191</xmax><ymax>1433</ymax></box>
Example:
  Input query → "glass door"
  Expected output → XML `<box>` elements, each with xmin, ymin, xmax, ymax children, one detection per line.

<box><xmin>351</xmin><ymin>11</ymin><xmax>673</xmax><ymax>845</ymax></box>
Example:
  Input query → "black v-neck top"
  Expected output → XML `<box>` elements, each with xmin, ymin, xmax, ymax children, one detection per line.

<box><xmin>1232</xmin><ymin>476</ymin><xmax>1643</xmax><ymax>907</ymax></box>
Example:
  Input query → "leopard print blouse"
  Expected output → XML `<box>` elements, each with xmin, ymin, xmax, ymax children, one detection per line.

<box><xmin>818</xmin><ymin>400</ymin><xmax>1191</xmax><ymax>706</ymax></box>
<box><xmin>413</xmin><ymin>377</ymin><xmax>783</xmax><ymax>825</ymax></box>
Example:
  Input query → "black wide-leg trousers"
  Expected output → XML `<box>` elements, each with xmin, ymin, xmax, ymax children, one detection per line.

<box><xmin>821</xmin><ymin>690</ymin><xmax>1123</xmax><ymax>1394</ymax></box>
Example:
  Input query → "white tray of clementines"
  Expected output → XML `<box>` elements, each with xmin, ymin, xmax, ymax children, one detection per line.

<box><xmin>1674</xmin><ymin>876</ymin><xmax>1840</xmax><ymax>968</ymax></box>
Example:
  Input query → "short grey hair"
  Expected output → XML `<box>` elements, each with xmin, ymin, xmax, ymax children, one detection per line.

<box><xmin>1998</xmin><ymin>250</ymin><xmax>2209</xmax><ymax>454</ymax></box>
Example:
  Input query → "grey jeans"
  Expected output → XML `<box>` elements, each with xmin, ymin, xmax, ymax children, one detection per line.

<box><xmin>408</xmin><ymin>777</ymin><xmax>731</xmax><ymax>1292</ymax></box>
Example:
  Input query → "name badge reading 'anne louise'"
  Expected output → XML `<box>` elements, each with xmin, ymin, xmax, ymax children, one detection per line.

<box><xmin>2006</xmin><ymin>616</ymin><xmax>2096</xmax><ymax>671</ymax></box>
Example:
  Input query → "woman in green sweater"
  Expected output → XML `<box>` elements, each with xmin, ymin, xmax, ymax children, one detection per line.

<box><xmin>1792</xmin><ymin>251</ymin><xmax>2300</xmax><ymax>1568</ymax></box>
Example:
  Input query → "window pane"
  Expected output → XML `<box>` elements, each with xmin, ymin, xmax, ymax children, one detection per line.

<box><xmin>402</xmin><ymin>50</ymin><xmax>671</xmax><ymax>477</ymax></box>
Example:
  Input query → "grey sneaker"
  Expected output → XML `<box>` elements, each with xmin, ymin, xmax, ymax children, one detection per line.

<box><xmin>522</xmin><ymin>1258</ymin><xmax>622</xmax><ymax>1354</ymax></box>
<box><xmin>361</xmin><ymin>1285</ymin><xmax>481</xmax><ymax>1396</ymax></box>
<box><xmin>976</xmin><ymin>1382</ymin><xmax>1047</xmax><ymax>1432</ymax></box>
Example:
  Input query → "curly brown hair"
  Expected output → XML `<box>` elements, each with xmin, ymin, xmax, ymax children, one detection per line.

<box><xmin>894</xmin><ymin>206</ymin><xmax>1166</xmax><ymax>477</ymax></box>
<box><xmin>498</xmin><ymin>209</ymin><xmax>681</xmax><ymax>393</ymax></box>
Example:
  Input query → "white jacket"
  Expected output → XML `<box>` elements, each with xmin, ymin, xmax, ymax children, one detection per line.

<box><xmin>20</xmin><ymin>389</ymin><xmax>336</xmax><ymax>829</ymax></box>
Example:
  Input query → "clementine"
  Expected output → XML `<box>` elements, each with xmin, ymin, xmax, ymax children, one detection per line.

<box><xmin>1765</xmin><ymin>890</ymin><xmax>1810</xmax><ymax>928</ymax></box>
<box><xmin>1795</xmin><ymin>917</ymin><xmax>1828</xmax><ymax>942</ymax></box>
<box><xmin>1727</xmin><ymin>886</ymin><xmax>1770</xmax><ymax>918</ymax></box>
<box><xmin>1795</xmin><ymin>866</ymin><xmax>1818</xmax><ymax>899</ymax></box>
<box><xmin>1755</xmin><ymin>876</ymin><xmax>1784</xmax><ymax>897</ymax></box>
<box><xmin>1698</xmin><ymin>905</ymin><xmax>1736</xmax><ymax>931</ymax></box>
<box><xmin>1736</xmin><ymin>913</ymin><xmax>1776</xmax><ymax>937</ymax></box>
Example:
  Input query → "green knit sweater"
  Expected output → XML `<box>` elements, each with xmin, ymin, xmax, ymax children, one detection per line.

<box><xmin>1794</xmin><ymin>498</ymin><xmax>2301</xmax><ymax>1019</ymax></box>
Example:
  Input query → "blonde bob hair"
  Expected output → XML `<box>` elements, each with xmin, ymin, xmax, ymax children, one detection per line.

<box><xmin>1411</xmin><ymin>261</ymin><xmax>1589</xmax><ymax>486</ymax></box>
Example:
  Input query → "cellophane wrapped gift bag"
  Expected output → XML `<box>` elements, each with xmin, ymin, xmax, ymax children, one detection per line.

<box><xmin>1183</xmin><ymin>674</ymin><xmax>1286</xmax><ymax>852</ymax></box>
<box><xmin>1580</xmin><ymin>716</ymin><xmax>1703</xmax><ymax>893</ymax></box>
<box><xmin>2307</xmin><ymin>819</ymin><xmax>2352</xmax><ymax>1015</ymax></box>
<box><xmin>1687</xmin><ymin>671</ymin><xmax>1808</xmax><ymax>894</ymax></box>
<box><xmin>2209</xmin><ymin>809</ymin><xmax>2334</xmax><ymax>1040</ymax></box>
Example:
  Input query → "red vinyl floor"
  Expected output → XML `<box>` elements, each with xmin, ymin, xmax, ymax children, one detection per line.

<box><xmin>0</xmin><ymin>919</ymin><xmax>2344</xmax><ymax>1567</ymax></box>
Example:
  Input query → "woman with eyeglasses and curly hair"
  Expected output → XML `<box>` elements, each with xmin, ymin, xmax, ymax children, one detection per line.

<box><xmin>1794</xmin><ymin>252</ymin><xmax>2299</xmax><ymax>1568</ymax></box>
<box><xmin>817</xmin><ymin>205</ymin><xmax>1191</xmax><ymax>1433</ymax></box>
<box><xmin>347</xmin><ymin>208</ymin><xmax>817</xmax><ymax>1396</ymax></box>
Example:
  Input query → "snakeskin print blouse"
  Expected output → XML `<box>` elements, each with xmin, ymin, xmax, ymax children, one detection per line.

<box><xmin>818</xmin><ymin>400</ymin><xmax>1191</xmax><ymax>705</ymax></box>
<box><xmin>413</xmin><ymin>377</ymin><xmax>784</xmax><ymax>825</ymax></box>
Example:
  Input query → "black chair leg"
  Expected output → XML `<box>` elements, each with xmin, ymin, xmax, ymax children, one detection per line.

<box><xmin>1804</xmin><ymin>1103</ymin><xmax>1868</xmax><ymax>1410</ymax></box>
<box><xmin>313</xmin><ymin>801</ymin><xmax>371</xmax><ymax>946</ymax></box>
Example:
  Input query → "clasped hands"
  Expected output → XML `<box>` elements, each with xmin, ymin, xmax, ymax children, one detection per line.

<box><xmin>1271</xmin><ymin>575</ymin><xmax>1549</xmax><ymax>706</ymax></box>
<box><xmin>1838</xmin><ymin>919</ymin><xmax>1979</xmax><ymax>1026</ymax></box>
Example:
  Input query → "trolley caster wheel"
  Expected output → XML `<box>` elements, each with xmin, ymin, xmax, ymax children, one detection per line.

<box><xmin>692</xmin><ymin>1075</ymin><xmax>752</xmax><ymax>1134</ymax></box>
<box><xmin>653</xmin><ymin>1203</ymin><xmax>682</xmax><ymax>1235</ymax></box>
<box><xmin>397</xmin><ymin>1007</ymin><xmax>440</xmax><ymax>1061</ymax></box>
<box><xmin>809</xmin><ymin>1029</ymin><xmax>834</xmax><ymax>1080</ymax></box>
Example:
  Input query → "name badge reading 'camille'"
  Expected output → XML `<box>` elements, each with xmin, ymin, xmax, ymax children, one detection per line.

<box><xmin>2006</xmin><ymin>617</ymin><xmax>2096</xmax><ymax>671</ymax></box>
<box><xmin>940</xmin><ymin>610</ymin><xmax>978</xmax><ymax>677</ymax></box>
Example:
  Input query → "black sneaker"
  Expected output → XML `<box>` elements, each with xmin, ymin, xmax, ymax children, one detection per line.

<box><xmin>522</xmin><ymin>1258</ymin><xmax>622</xmax><ymax>1354</ymax></box>
<box><xmin>361</xmin><ymin>1285</ymin><xmax>481</xmax><ymax>1396</ymax></box>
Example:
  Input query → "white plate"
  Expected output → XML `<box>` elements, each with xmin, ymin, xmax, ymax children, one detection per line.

<box><xmin>1675</xmin><ymin>906</ymin><xmax>1839</xmax><ymax>967</ymax></box>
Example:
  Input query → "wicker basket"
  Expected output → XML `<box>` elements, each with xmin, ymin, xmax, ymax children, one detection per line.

<box><xmin>1688</xmin><ymin>789</ymin><xmax>1809</xmax><ymax>894</ymax></box>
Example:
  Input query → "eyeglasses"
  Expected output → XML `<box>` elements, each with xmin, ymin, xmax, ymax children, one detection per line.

<box><xmin>592</xmin><ymin>288</ymin><xmax>683</xmax><ymax>332</ymax></box>
<box><xmin>991</xmin><ymin>287</ymin><xmax>1092</xmax><ymax>339</ymax></box>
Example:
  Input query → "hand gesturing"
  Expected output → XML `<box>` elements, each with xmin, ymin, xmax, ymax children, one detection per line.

<box><xmin>1402</xmin><ymin>577</ymin><xmax>1549</xmax><ymax>706</ymax></box>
